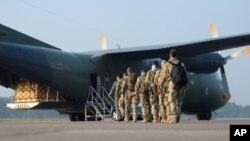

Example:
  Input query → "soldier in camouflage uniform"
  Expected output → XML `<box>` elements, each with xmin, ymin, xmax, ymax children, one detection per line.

<box><xmin>135</xmin><ymin>70</ymin><xmax>149</xmax><ymax>123</ymax></box>
<box><xmin>155</xmin><ymin>60</ymin><xmax>168</xmax><ymax>123</ymax></box>
<box><xmin>118</xmin><ymin>73</ymin><xmax>127</xmax><ymax>119</ymax></box>
<box><xmin>124</xmin><ymin>67</ymin><xmax>137</xmax><ymax>122</ymax></box>
<box><xmin>166</xmin><ymin>49</ymin><xmax>188</xmax><ymax>123</ymax></box>
<box><xmin>145</xmin><ymin>61</ymin><xmax>159</xmax><ymax>123</ymax></box>
<box><xmin>109</xmin><ymin>75</ymin><xmax>122</xmax><ymax>120</ymax></box>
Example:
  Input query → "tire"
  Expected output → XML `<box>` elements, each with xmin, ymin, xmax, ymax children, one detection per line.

<box><xmin>196</xmin><ymin>112</ymin><xmax>212</xmax><ymax>120</ymax></box>
<box><xmin>69</xmin><ymin>114</ymin><xmax>77</xmax><ymax>121</ymax></box>
<box><xmin>75</xmin><ymin>114</ymin><xmax>85</xmax><ymax>121</ymax></box>
<box><xmin>69</xmin><ymin>114</ymin><xmax>85</xmax><ymax>121</ymax></box>
<box><xmin>112</xmin><ymin>110</ymin><xmax>120</xmax><ymax>121</ymax></box>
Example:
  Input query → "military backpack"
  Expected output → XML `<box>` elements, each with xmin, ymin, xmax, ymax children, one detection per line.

<box><xmin>169</xmin><ymin>61</ymin><xmax>188</xmax><ymax>87</ymax></box>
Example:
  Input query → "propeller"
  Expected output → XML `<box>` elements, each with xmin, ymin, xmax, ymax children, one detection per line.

<box><xmin>210</xmin><ymin>23</ymin><xmax>231</xmax><ymax>100</ymax></box>
<box><xmin>210</xmin><ymin>23</ymin><xmax>219</xmax><ymax>38</ymax></box>
<box><xmin>101</xmin><ymin>34</ymin><xmax>107</xmax><ymax>50</ymax></box>
<box><xmin>224</xmin><ymin>46</ymin><xmax>250</xmax><ymax>61</ymax></box>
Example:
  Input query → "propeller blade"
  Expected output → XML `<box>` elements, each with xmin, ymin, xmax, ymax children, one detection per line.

<box><xmin>101</xmin><ymin>35</ymin><xmax>107</xmax><ymax>50</ymax></box>
<box><xmin>210</xmin><ymin>23</ymin><xmax>219</xmax><ymax>38</ymax></box>
<box><xmin>220</xmin><ymin>66</ymin><xmax>231</xmax><ymax>100</ymax></box>
<box><xmin>225</xmin><ymin>46</ymin><xmax>250</xmax><ymax>60</ymax></box>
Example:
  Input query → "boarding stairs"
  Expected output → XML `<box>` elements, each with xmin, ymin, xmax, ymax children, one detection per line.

<box><xmin>85</xmin><ymin>86</ymin><xmax>115</xmax><ymax>121</ymax></box>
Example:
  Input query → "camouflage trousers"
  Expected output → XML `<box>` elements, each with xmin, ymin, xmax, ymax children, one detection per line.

<box><xmin>158</xmin><ymin>94</ymin><xmax>166</xmax><ymax>122</ymax></box>
<box><xmin>124</xmin><ymin>90</ymin><xmax>138</xmax><ymax>122</ymax></box>
<box><xmin>149</xmin><ymin>89</ymin><xmax>158</xmax><ymax>122</ymax></box>
<box><xmin>118</xmin><ymin>94</ymin><xmax>125</xmax><ymax>118</ymax></box>
<box><xmin>139</xmin><ymin>93</ymin><xmax>149</xmax><ymax>121</ymax></box>
<box><xmin>115</xmin><ymin>94</ymin><xmax>121</xmax><ymax>120</ymax></box>
<box><xmin>158</xmin><ymin>86</ymin><xmax>168</xmax><ymax>123</ymax></box>
<box><xmin>166</xmin><ymin>81</ymin><xmax>185</xmax><ymax>123</ymax></box>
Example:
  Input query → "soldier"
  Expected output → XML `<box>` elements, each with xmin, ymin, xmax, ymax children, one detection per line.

<box><xmin>118</xmin><ymin>73</ymin><xmax>127</xmax><ymax>119</ymax></box>
<box><xmin>124</xmin><ymin>67</ymin><xmax>137</xmax><ymax>122</ymax></box>
<box><xmin>155</xmin><ymin>60</ymin><xmax>168</xmax><ymax>123</ymax></box>
<box><xmin>166</xmin><ymin>49</ymin><xmax>188</xmax><ymax>123</ymax></box>
<box><xmin>145</xmin><ymin>61</ymin><xmax>159</xmax><ymax>123</ymax></box>
<box><xmin>109</xmin><ymin>75</ymin><xmax>122</xmax><ymax>121</ymax></box>
<box><xmin>135</xmin><ymin>69</ymin><xmax>149</xmax><ymax>123</ymax></box>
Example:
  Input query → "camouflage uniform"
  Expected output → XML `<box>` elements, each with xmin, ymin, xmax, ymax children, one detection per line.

<box><xmin>118</xmin><ymin>95</ymin><xmax>125</xmax><ymax>118</ymax></box>
<box><xmin>119</xmin><ymin>77</ymin><xmax>127</xmax><ymax>119</ymax></box>
<box><xmin>155</xmin><ymin>61</ymin><xmax>169</xmax><ymax>123</ymax></box>
<box><xmin>109</xmin><ymin>80</ymin><xmax>121</xmax><ymax>120</ymax></box>
<box><xmin>145</xmin><ymin>70</ymin><xmax>158</xmax><ymax>122</ymax></box>
<box><xmin>166</xmin><ymin>58</ymin><xmax>188</xmax><ymax>123</ymax></box>
<box><xmin>124</xmin><ymin>72</ymin><xmax>137</xmax><ymax>122</ymax></box>
<box><xmin>135</xmin><ymin>73</ymin><xmax>148</xmax><ymax>122</ymax></box>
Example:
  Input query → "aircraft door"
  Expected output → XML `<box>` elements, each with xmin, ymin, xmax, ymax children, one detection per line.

<box><xmin>90</xmin><ymin>73</ymin><xmax>101</xmax><ymax>94</ymax></box>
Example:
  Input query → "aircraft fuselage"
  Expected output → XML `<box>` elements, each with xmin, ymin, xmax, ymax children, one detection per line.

<box><xmin>0</xmin><ymin>43</ymin><xmax>229</xmax><ymax>114</ymax></box>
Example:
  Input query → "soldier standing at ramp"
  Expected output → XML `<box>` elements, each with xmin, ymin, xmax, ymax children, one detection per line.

<box><xmin>135</xmin><ymin>69</ymin><xmax>149</xmax><ymax>123</ymax></box>
<box><xmin>155</xmin><ymin>60</ymin><xmax>168</xmax><ymax>123</ymax></box>
<box><xmin>124</xmin><ymin>67</ymin><xmax>137</xmax><ymax>122</ymax></box>
<box><xmin>109</xmin><ymin>75</ymin><xmax>122</xmax><ymax>121</ymax></box>
<box><xmin>118</xmin><ymin>73</ymin><xmax>127</xmax><ymax>120</ymax></box>
<box><xmin>166</xmin><ymin>49</ymin><xmax>189</xmax><ymax>123</ymax></box>
<box><xmin>145</xmin><ymin>61</ymin><xmax>159</xmax><ymax>123</ymax></box>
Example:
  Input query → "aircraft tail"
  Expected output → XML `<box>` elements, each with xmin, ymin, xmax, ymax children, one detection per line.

<box><xmin>0</xmin><ymin>24</ymin><xmax>60</xmax><ymax>50</ymax></box>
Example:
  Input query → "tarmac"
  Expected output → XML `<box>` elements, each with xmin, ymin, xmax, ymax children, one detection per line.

<box><xmin>0</xmin><ymin>119</ymin><xmax>249</xmax><ymax>141</ymax></box>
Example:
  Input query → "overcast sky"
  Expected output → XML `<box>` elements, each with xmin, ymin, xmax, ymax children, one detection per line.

<box><xmin>0</xmin><ymin>0</ymin><xmax>250</xmax><ymax>106</ymax></box>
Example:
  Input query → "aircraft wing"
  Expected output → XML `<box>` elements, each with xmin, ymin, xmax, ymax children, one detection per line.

<box><xmin>90</xmin><ymin>33</ymin><xmax>250</xmax><ymax>62</ymax></box>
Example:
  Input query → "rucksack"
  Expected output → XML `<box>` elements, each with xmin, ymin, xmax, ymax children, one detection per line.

<box><xmin>169</xmin><ymin>61</ymin><xmax>188</xmax><ymax>87</ymax></box>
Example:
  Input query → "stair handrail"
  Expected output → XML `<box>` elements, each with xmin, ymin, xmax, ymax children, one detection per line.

<box><xmin>101</xmin><ymin>86</ymin><xmax>115</xmax><ymax>104</ymax></box>
<box><xmin>89</xmin><ymin>86</ymin><xmax>106</xmax><ymax>113</ymax></box>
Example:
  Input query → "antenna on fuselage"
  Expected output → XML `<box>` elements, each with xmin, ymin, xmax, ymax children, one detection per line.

<box><xmin>117</xmin><ymin>44</ymin><xmax>121</xmax><ymax>49</ymax></box>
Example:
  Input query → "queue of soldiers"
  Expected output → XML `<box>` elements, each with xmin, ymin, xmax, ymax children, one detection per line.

<box><xmin>109</xmin><ymin>49</ymin><xmax>189</xmax><ymax>124</ymax></box>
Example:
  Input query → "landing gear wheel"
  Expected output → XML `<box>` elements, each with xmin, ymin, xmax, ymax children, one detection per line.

<box><xmin>69</xmin><ymin>114</ymin><xmax>85</xmax><ymax>121</ymax></box>
<box><xmin>196</xmin><ymin>112</ymin><xmax>212</xmax><ymax>120</ymax></box>
<box><xmin>112</xmin><ymin>110</ymin><xmax>120</xmax><ymax>121</ymax></box>
<box><xmin>69</xmin><ymin>114</ymin><xmax>77</xmax><ymax>121</ymax></box>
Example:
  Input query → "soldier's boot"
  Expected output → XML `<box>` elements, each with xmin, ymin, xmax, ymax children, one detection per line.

<box><xmin>153</xmin><ymin>119</ymin><xmax>158</xmax><ymax>123</ymax></box>
<box><xmin>124</xmin><ymin>108</ymin><xmax>130</xmax><ymax>122</ymax></box>
<box><xmin>152</xmin><ymin>114</ymin><xmax>158</xmax><ymax>123</ymax></box>
<box><xmin>161</xmin><ymin>116</ymin><xmax>166</xmax><ymax>123</ymax></box>
<box><xmin>167</xmin><ymin>115</ymin><xmax>178</xmax><ymax>124</ymax></box>
<box><xmin>164</xmin><ymin>115</ymin><xmax>168</xmax><ymax>123</ymax></box>
<box><xmin>151</xmin><ymin>104</ymin><xmax>158</xmax><ymax>123</ymax></box>
<box><xmin>133</xmin><ymin>114</ymin><xmax>137</xmax><ymax>123</ymax></box>
<box><xmin>141</xmin><ymin>107</ymin><xmax>148</xmax><ymax>123</ymax></box>
<box><xmin>171</xmin><ymin>115</ymin><xmax>178</xmax><ymax>123</ymax></box>
<box><xmin>177</xmin><ymin>117</ymin><xmax>180</xmax><ymax>123</ymax></box>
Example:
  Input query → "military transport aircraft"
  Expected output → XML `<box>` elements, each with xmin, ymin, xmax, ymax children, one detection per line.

<box><xmin>0</xmin><ymin>23</ymin><xmax>250</xmax><ymax>121</ymax></box>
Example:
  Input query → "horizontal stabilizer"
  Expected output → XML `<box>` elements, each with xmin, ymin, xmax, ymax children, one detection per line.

<box><xmin>0</xmin><ymin>24</ymin><xmax>60</xmax><ymax>50</ymax></box>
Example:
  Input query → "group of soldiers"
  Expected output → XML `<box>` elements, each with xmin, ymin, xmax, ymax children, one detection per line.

<box><xmin>109</xmin><ymin>49</ymin><xmax>189</xmax><ymax>123</ymax></box>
